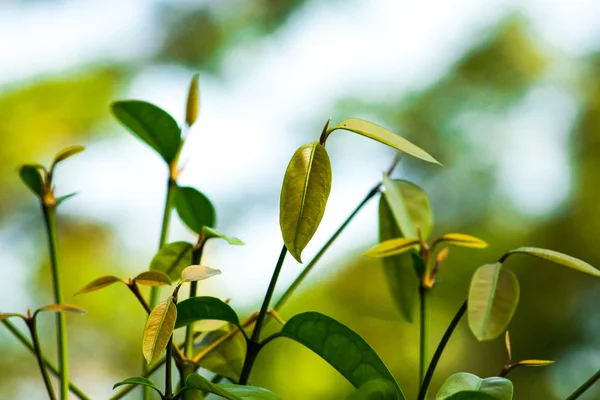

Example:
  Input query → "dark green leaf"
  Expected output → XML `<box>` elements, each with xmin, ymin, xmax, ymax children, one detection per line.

<box><xmin>203</xmin><ymin>226</ymin><xmax>244</xmax><ymax>245</ymax></box>
<box><xmin>506</xmin><ymin>247</ymin><xmax>600</xmax><ymax>277</ymax></box>
<box><xmin>19</xmin><ymin>165</ymin><xmax>44</xmax><ymax>198</ymax></box>
<box><xmin>436</xmin><ymin>373</ymin><xmax>513</xmax><ymax>400</ymax></box>
<box><xmin>443</xmin><ymin>393</ymin><xmax>500</xmax><ymax>400</ymax></box>
<box><xmin>150</xmin><ymin>241</ymin><xmax>194</xmax><ymax>281</ymax></box>
<box><xmin>346</xmin><ymin>379</ymin><xmax>399</xmax><ymax>400</ymax></box>
<box><xmin>175</xmin><ymin>186</ymin><xmax>216</xmax><ymax>234</ymax></box>
<box><xmin>113</xmin><ymin>377</ymin><xmax>163</xmax><ymax>397</ymax></box>
<box><xmin>175</xmin><ymin>296</ymin><xmax>240</xmax><ymax>329</ymax></box>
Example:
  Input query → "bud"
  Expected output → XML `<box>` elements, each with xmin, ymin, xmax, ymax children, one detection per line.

<box><xmin>185</xmin><ymin>73</ymin><xmax>200</xmax><ymax>127</ymax></box>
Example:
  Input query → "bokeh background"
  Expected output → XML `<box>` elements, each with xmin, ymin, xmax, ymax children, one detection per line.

<box><xmin>1</xmin><ymin>0</ymin><xmax>600</xmax><ymax>399</ymax></box>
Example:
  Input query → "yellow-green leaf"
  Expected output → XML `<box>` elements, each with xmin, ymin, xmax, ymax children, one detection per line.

<box><xmin>280</xmin><ymin>142</ymin><xmax>332</xmax><ymax>263</ymax></box>
<box><xmin>186</xmin><ymin>73</ymin><xmax>200</xmax><ymax>127</ymax></box>
<box><xmin>512</xmin><ymin>359</ymin><xmax>555</xmax><ymax>367</ymax></box>
<box><xmin>436</xmin><ymin>373</ymin><xmax>513</xmax><ymax>400</ymax></box>
<box><xmin>150</xmin><ymin>241</ymin><xmax>194</xmax><ymax>281</ymax></box>
<box><xmin>364</xmin><ymin>237</ymin><xmax>420</xmax><ymax>258</ymax></box>
<box><xmin>134</xmin><ymin>271</ymin><xmax>172</xmax><ymax>287</ymax></box>
<box><xmin>51</xmin><ymin>145</ymin><xmax>85</xmax><ymax>170</ymax></box>
<box><xmin>505</xmin><ymin>247</ymin><xmax>600</xmax><ymax>278</ymax></box>
<box><xmin>75</xmin><ymin>275</ymin><xmax>126</xmax><ymax>295</ymax></box>
<box><xmin>382</xmin><ymin>177</ymin><xmax>433</xmax><ymax>240</ymax></box>
<box><xmin>202</xmin><ymin>226</ymin><xmax>244</xmax><ymax>246</ymax></box>
<box><xmin>143</xmin><ymin>298</ymin><xmax>177</xmax><ymax>365</ymax></box>
<box><xmin>0</xmin><ymin>313</ymin><xmax>26</xmax><ymax>321</ymax></box>
<box><xmin>36</xmin><ymin>304</ymin><xmax>87</xmax><ymax>317</ymax></box>
<box><xmin>181</xmin><ymin>265</ymin><xmax>221</xmax><ymax>283</ymax></box>
<box><xmin>437</xmin><ymin>233</ymin><xmax>488</xmax><ymax>249</ymax></box>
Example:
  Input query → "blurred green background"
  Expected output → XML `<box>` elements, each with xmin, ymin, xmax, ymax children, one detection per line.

<box><xmin>1</xmin><ymin>0</ymin><xmax>599</xmax><ymax>399</ymax></box>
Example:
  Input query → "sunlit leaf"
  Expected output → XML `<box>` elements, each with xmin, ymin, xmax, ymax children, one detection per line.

<box><xmin>436</xmin><ymin>233</ymin><xmax>488</xmax><ymax>249</ymax></box>
<box><xmin>330</xmin><ymin>119</ymin><xmax>440</xmax><ymax>165</ymax></box>
<box><xmin>505</xmin><ymin>247</ymin><xmax>600</xmax><ymax>278</ymax></box>
<box><xmin>346</xmin><ymin>379</ymin><xmax>399</xmax><ymax>400</ymax></box>
<box><xmin>36</xmin><ymin>304</ymin><xmax>87</xmax><ymax>315</ymax></box>
<box><xmin>150</xmin><ymin>241</ymin><xmax>194</xmax><ymax>281</ymax></box>
<box><xmin>184</xmin><ymin>374</ymin><xmax>282</xmax><ymax>400</ymax></box>
<box><xmin>51</xmin><ymin>145</ymin><xmax>85</xmax><ymax>169</ymax></box>
<box><xmin>436</xmin><ymin>373</ymin><xmax>513</xmax><ymax>400</ymax></box>
<box><xmin>180</xmin><ymin>265</ymin><xmax>221</xmax><ymax>283</ymax></box>
<box><xmin>186</xmin><ymin>73</ymin><xmax>200</xmax><ymax>127</ymax></box>
<box><xmin>75</xmin><ymin>275</ymin><xmax>125</xmax><ymax>295</ymax></box>
<box><xmin>143</xmin><ymin>298</ymin><xmax>177</xmax><ymax>365</ymax></box>
<box><xmin>111</xmin><ymin>100</ymin><xmax>181</xmax><ymax>163</ymax></box>
<box><xmin>468</xmin><ymin>263</ymin><xmax>520</xmax><ymax>341</ymax></box>
<box><xmin>19</xmin><ymin>164</ymin><xmax>44</xmax><ymax>198</ymax></box>
<box><xmin>364</xmin><ymin>237</ymin><xmax>420</xmax><ymax>258</ymax></box>
<box><xmin>382</xmin><ymin>177</ymin><xmax>433</xmax><ymax>240</ymax></box>
<box><xmin>175</xmin><ymin>186</ymin><xmax>216</xmax><ymax>234</ymax></box>
<box><xmin>280</xmin><ymin>142</ymin><xmax>332</xmax><ymax>263</ymax></box>
<box><xmin>175</xmin><ymin>296</ymin><xmax>240</xmax><ymax>329</ymax></box>
<box><xmin>197</xmin><ymin>328</ymin><xmax>246</xmax><ymax>381</ymax></box>
<box><xmin>202</xmin><ymin>226</ymin><xmax>244</xmax><ymax>245</ymax></box>
<box><xmin>281</xmin><ymin>312</ymin><xmax>404</xmax><ymax>399</ymax></box>
<box><xmin>55</xmin><ymin>192</ymin><xmax>78</xmax><ymax>206</ymax></box>
<box><xmin>512</xmin><ymin>359</ymin><xmax>555</xmax><ymax>367</ymax></box>
<box><xmin>133</xmin><ymin>271</ymin><xmax>172</xmax><ymax>287</ymax></box>
<box><xmin>113</xmin><ymin>377</ymin><xmax>163</xmax><ymax>397</ymax></box>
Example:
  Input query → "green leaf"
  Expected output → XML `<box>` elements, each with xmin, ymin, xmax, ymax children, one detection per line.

<box><xmin>436</xmin><ymin>373</ymin><xmax>513</xmax><ymax>400</ymax></box>
<box><xmin>382</xmin><ymin>176</ymin><xmax>433</xmax><ymax>240</ymax></box>
<box><xmin>150</xmin><ymin>241</ymin><xmax>194</xmax><ymax>281</ymax></box>
<box><xmin>330</xmin><ymin>119</ymin><xmax>440</xmax><ymax>165</ymax></box>
<box><xmin>55</xmin><ymin>192</ymin><xmax>78</xmax><ymax>206</ymax></box>
<box><xmin>363</xmin><ymin>237</ymin><xmax>420</xmax><ymax>258</ymax></box>
<box><xmin>280</xmin><ymin>142</ymin><xmax>332</xmax><ymax>263</ymax></box>
<box><xmin>506</xmin><ymin>247</ymin><xmax>600</xmax><ymax>278</ymax></box>
<box><xmin>133</xmin><ymin>271</ymin><xmax>172</xmax><ymax>287</ymax></box>
<box><xmin>346</xmin><ymin>379</ymin><xmax>399</xmax><ymax>400</ymax></box>
<box><xmin>175</xmin><ymin>186</ymin><xmax>216</xmax><ymax>234</ymax></box>
<box><xmin>443</xmin><ymin>392</ymin><xmax>502</xmax><ymax>400</ymax></box>
<box><xmin>180</xmin><ymin>265</ymin><xmax>221</xmax><ymax>283</ymax></box>
<box><xmin>75</xmin><ymin>275</ymin><xmax>126</xmax><ymax>295</ymax></box>
<box><xmin>378</xmin><ymin>197</ymin><xmax>419</xmax><ymax>323</ymax></box>
<box><xmin>19</xmin><ymin>165</ymin><xmax>44</xmax><ymax>198</ymax></box>
<box><xmin>281</xmin><ymin>312</ymin><xmax>404</xmax><ymax>399</ymax></box>
<box><xmin>111</xmin><ymin>100</ymin><xmax>181</xmax><ymax>163</ymax></box>
<box><xmin>219</xmin><ymin>383</ymin><xmax>283</xmax><ymax>400</ymax></box>
<box><xmin>113</xmin><ymin>377</ymin><xmax>163</xmax><ymax>397</ymax></box>
<box><xmin>143</xmin><ymin>297</ymin><xmax>177</xmax><ymax>365</ymax></box>
<box><xmin>51</xmin><ymin>145</ymin><xmax>85</xmax><ymax>169</ymax></box>
<box><xmin>468</xmin><ymin>263</ymin><xmax>520</xmax><ymax>341</ymax></box>
<box><xmin>203</xmin><ymin>226</ymin><xmax>244</xmax><ymax>245</ymax></box>
<box><xmin>184</xmin><ymin>373</ymin><xmax>242</xmax><ymax>400</ymax></box>
<box><xmin>197</xmin><ymin>328</ymin><xmax>246</xmax><ymax>381</ymax></box>
<box><xmin>175</xmin><ymin>296</ymin><xmax>240</xmax><ymax>329</ymax></box>
<box><xmin>436</xmin><ymin>233</ymin><xmax>488</xmax><ymax>249</ymax></box>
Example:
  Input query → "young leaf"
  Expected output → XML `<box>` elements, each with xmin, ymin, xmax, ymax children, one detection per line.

<box><xmin>133</xmin><ymin>271</ymin><xmax>172</xmax><ymax>287</ymax></box>
<box><xmin>175</xmin><ymin>296</ymin><xmax>240</xmax><ymax>329</ymax></box>
<box><xmin>111</xmin><ymin>100</ymin><xmax>181</xmax><ymax>163</ymax></box>
<box><xmin>36</xmin><ymin>304</ymin><xmax>87</xmax><ymax>315</ymax></box>
<box><xmin>436</xmin><ymin>233</ymin><xmax>488</xmax><ymax>249</ymax></box>
<box><xmin>505</xmin><ymin>247</ymin><xmax>600</xmax><ymax>278</ymax></box>
<box><xmin>512</xmin><ymin>359</ymin><xmax>555</xmax><ymax>367</ymax></box>
<box><xmin>75</xmin><ymin>275</ymin><xmax>126</xmax><ymax>295</ymax></box>
<box><xmin>202</xmin><ymin>226</ymin><xmax>244</xmax><ymax>245</ymax></box>
<box><xmin>468</xmin><ymin>264</ymin><xmax>520</xmax><ymax>341</ymax></box>
<box><xmin>113</xmin><ymin>377</ymin><xmax>163</xmax><ymax>397</ymax></box>
<box><xmin>505</xmin><ymin>331</ymin><xmax>512</xmax><ymax>363</ymax></box>
<box><xmin>280</xmin><ymin>142</ymin><xmax>332</xmax><ymax>263</ymax></box>
<box><xmin>142</xmin><ymin>298</ymin><xmax>177</xmax><ymax>365</ymax></box>
<box><xmin>197</xmin><ymin>328</ymin><xmax>246</xmax><ymax>381</ymax></box>
<box><xmin>19</xmin><ymin>165</ymin><xmax>44</xmax><ymax>198</ymax></box>
<box><xmin>378</xmin><ymin>197</ymin><xmax>419</xmax><ymax>322</ymax></box>
<box><xmin>436</xmin><ymin>373</ymin><xmax>513</xmax><ymax>400</ymax></box>
<box><xmin>184</xmin><ymin>374</ymin><xmax>282</xmax><ymax>400</ymax></box>
<box><xmin>175</xmin><ymin>186</ymin><xmax>216</xmax><ymax>234</ymax></box>
<box><xmin>55</xmin><ymin>192</ymin><xmax>78</xmax><ymax>207</ymax></box>
<box><xmin>186</xmin><ymin>73</ymin><xmax>200</xmax><ymax>127</ymax></box>
<box><xmin>281</xmin><ymin>312</ymin><xmax>404</xmax><ymax>399</ymax></box>
<box><xmin>150</xmin><ymin>241</ymin><xmax>194</xmax><ymax>281</ymax></box>
<box><xmin>219</xmin><ymin>383</ymin><xmax>284</xmax><ymax>400</ymax></box>
<box><xmin>51</xmin><ymin>145</ymin><xmax>85</xmax><ymax>170</ymax></box>
<box><xmin>180</xmin><ymin>265</ymin><xmax>221</xmax><ymax>283</ymax></box>
<box><xmin>330</xmin><ymin>119</ymin><xmax>440</xmax><ymax>165</ymax></box>
<box><xmin>346</xmin><ymin>379</ymin><xmax>399</xmax><ymax>400</ymax></box>
<box><xmin>382</xmin><ymin>177</ymin><xmax>433</xmax><ymax>240</ymax></box>
<box><xmin>0</xmin><ymin>313</ymin><xmax>26</xmax><ymax>321</ymax></box>
<box><xmin>363</xmin><ymin>237</ymin><xmax>420</xmax><ymax>258</ymax></box>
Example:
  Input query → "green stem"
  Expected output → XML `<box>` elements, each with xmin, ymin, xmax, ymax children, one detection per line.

<box><xmin>42</xmin><ymin>203</ymin><xmax>69</xmax><ymax>400</ymax></box>
<box><xmin>165</xmin><ymin>336</ymin><xmax>174</xmax><ymax>399</ymax></box>
<box><xmin>418</xmin><ymin>300</ymin><xmax>467</xmax><ymax>400</ymax></box>
<box><xmin>239</xmin><ymin>245</ymin><xmax>288</xmax><ymax>385</ymax></box>
<box><xmin>27</xmin><ymin>318</ymin><xmax>57</xmax><ymax>400</ymax></box>
<box><xmin>565</xmin><ymin>368</ymin><xmax>600</xmax><ymax>400</ymax></box>
<box><xmin>184</xmin><ymin>240</ymin><xmax>205</xmax><ymax>358</ymax></box>
<box><xmin>419</xmin><ymin>285</ymin><xmax>430</xmax><ymax>386</ymax></box>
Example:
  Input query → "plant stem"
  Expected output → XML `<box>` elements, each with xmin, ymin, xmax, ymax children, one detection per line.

<box><xmin>27</xmin><ymin>318</ymin><xmax>57</xmax><ymax>400</ymax></box>
<box><xmin>565</xmin><ymin>368</ymin><xmax>600</xmax><ymax>400</ymax></box>
<box><xmin>418</xmin><ymin>300</ymin><xmax>467</xmax><ymax>400</ymax></box>
<box><xmin>239</xmin><ymin>245</ymin><xmax>287</xmax><ymax>385</ymax></box>
<box><xmin>42</xmin><ymin>203</ymin><xmax>69</xmax><ymax>400</ymax></box>
<box><xmin>419</xmin><ymin>285</ymin><xmax>430</xmax><ymax>386</ymax></box>
<box><xmin>184</xmin><ymin>240</ymin><xmax>205</xmax><ymax>358</ymax></box>
<box><xmin>165</xmin><ymin>336</ymin><xmax>174</xmax><ymax>399</ymax></box>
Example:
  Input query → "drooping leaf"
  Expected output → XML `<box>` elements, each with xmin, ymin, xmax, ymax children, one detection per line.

<box><xmin>281</xmin><ymin>312</ymin><xmax>404</xmax><ymax>399</ymax></box>
<box><xmin>150</xmin><ymin>241</ymin><xmax>194</xmax><ymax>281</ymax></box>
<box><xmin>436</xmin><ymin>373</ymin><xmax>513</xmax><ymax>400</ymax></box>
<box><xmin>133</xmin><ymin>271</ymin><xmax>172</xmax><ymax>287</ymax></box>
<box><xmin>36</xmin><ymin>304</ymin><xmax>87</xmax><ymax>315</ymax></box>
<box><xmin>505</xmin><ymin>247</ymin><xmax>600</xmax><ymax>278</ymax></box>
<box><xmin>346</xmin><ymin>379</ymin><xmax>399</xmax><ymax>400</ymax></box>
<box><xmin>19</xmin><ymin>165</ymin><xmax>44</xmax><ymax>198</ymax></box>
<box><xmin>280</xmin><ymin>142</ymin><xmax>332</xmax><ymax>263</ymax></box>
<box><xmin>382</xmin><ymin>177</ymin><xmax>433</xmax><ymax>240</ymax></box>
<box><xmin>186</xmin><ymin>73</ymin><xmax>200</xmax><ymax>127</ymax></box>
<box><xmin>51</xmin><ymin>145</ymin><xmax>85</xmax><ymax>169</ymax></box>
<box><xmin>143</xmin><ymin>298</ymin><xmax>177</xmax><ymax>365</ymax></box>
<box><xmin>0</xmin><ymin>313</ymin><xmax>26</xmax><ymax>321</ymax></box>
<box><xmin>55</xmin><ymin>192</ymin><xmax>78</xmax><ymax>206</ymax></box>
<box><xmin>203</xmin><ymin>226</ymin><xmax>244</xmax><ymax>245</ymax></box>
<box><xmin>378</xmin><ymin>197</ymin><xmax>419</xmax><ymax>322</ymax></box>
<box><xmin>75</xmin><ymin>275</ymin><xmax>126</xmax><ymax>295</ymax></box>
<box><xmin>175</xmin><ymin>186</ymin><xmax>216</xmax><ymax>234</ymax></box>
<box><xmin>111</xmin><ymin>100</ymin><xmax>181</xmax><ymax>163</ymax></box>
<box><xmin>113</xmin><ymin>377</ymin><xmax>163</xmax><ymax>397</ymax></box>
<box><xmin>364</xmin><ymin>238</ymin><xmax>420</xmax><ymax>258</ymax></box>
<box><xmin>468</xmin><ymin>264</ymin><xmax>520</xmax><ymax>341</ymax></box>
<box><xmin>180</xmin><ymin>265</ymin><xmax>221</xmax><ymax>283</ymax></box>
<box><xmin>436</xmin><ymin>233</ymin><xmax>488</xmax><ymax>249</ymax></box>
<box><xmin>330</xmin><ymin>119</ymin><xmax>440</xmax><ymax>165</ymax></box>
<box><xmin>219</xmin><ymin>383</ymin><xmax>283</xmax><ymax>400</ymax></box>
<box><xmin>175</xmin><ymin>296</ymin><xmax>240</xmax><ymax>329</ymax></box>
<box><xmin>197</xmin><ymin>328</ymin><xmax>246</xmax><ymax>381</ymax></box>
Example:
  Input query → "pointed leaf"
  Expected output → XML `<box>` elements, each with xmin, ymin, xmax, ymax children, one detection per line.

<box><xmin>150</xmin><ymin>241</ymin><xmax>194</xmax><ymax>281</ymax></box>
<box><xmin>364</xmin><ymin>238</ymin><xmax>420</xmax><ymax>258</ymax></box>
<box><xmin>143</xmin><ymin>298</ymin><xmax>177</xmax><ymax>365</ymax></box>
<box><xmin>175</xmin><ymin>296</ymin><xmax>240</xmax><ymax>329</ymax></box>
<box><xmin>197</xmin><ymin>328</ymin><xmax>246</xmax><ymax>381</ymax></box>
<box><xmin>436</xmin><ymin>373</ymin><xmax>513</xmax><ymax>400</ymax></box>
<box><xmin>330</xmin><ymin>119</ymin><xmax>440</xmax><ymax>164</ymax></box>
<box><xmin>506</xmin><ymin>247</ymin><xmax>600</xmax><ymax>278</ymax></box>
<box><xmin>75</xmin><ymin>275</ymin><xmax>126</xmax><ymax>295</ymax></box>
<box><xmin>382</xmin><ymin>177</ymin><xmax>433</xmax><ymax>240</ymax></box>
<box><xmin>0</xmin><ymin>313</ymin><xmax>26</xmax><ymax>321</ymax></box>
<box><xmin>346</xmin><ymin>379</ymin><xmax>399</xmax><ymax>400</ymax></box>
<box><xmin>19</xmin><ymin>165</ymin><xmax>44</xmax><ymax>198</ymax></box>
<box><xmin>51</xmin><ymin>145</ymin><xmax>85</xmax><ymax>168</ymax></box>
<box><xmin>175</xmin><ymin>186</ymin><xmax>216</xmax><ymax>234</ymax></box>
<box><xmin>56</xmin><ymin>192</ymin><xmax>78</xmax><ymax>206</ymax></box>
<box><xmin>111</xmin><ymin>100</ymin><xmax>181</xmax><ymax>163</ymax></box>
<box><xmin>184</xmin><ymin>373</ymin><xmax>242</xmax><ymax>400</ymax></box>
<box><xmin>512</xmin><ymin>359</ymin><xmax>555</xmax><ymax>367</ymax></box>
<box><xmin>180</xmin><ymin>265</ymin><xmax>221</xmax><ymax>283</ymax></box>
<box><xmin>219</xmin><ymin>383</ymin><xmax>283</xmax><ymax>400</ymax></box>
<box><xmin>281</xmin><ymin>312</ymin><xmax>404</xmax><ymax>399</ymax></box>
<box><xmin>186</xmin><ymin>73</ymin><xmax>200</xmax><ymax>127</ymax></box>
<box><xmin>134</xmin><ymin>271</ymin><xmax>172</xmax><ymax>287</ymax></box>
<box><xmin>468</xmin><ymin>264</ymin><xmax>520</xmax><ymax>341</ymax></box>
<box><xmin>37</xmin><ymin>304</ymin><xmax>87</xmax><ymax>315</ymax></box>
<box><xmin>202</xmin><ymin>226</ymin><xmax>244</xmax><ymax>245</ymax></box>
<box><xmin>437</xmin><ymin>233</ymin><xmax>488</xmax><ymax>249</ymax></box>
<box><xmin>113</xmin><ymin>377</ymin><xmax>163</xmax><ymax>397</ymax></box>
<box><xmin>505</xmin><ymin>331</ymin><xmax>512</xmax><ymax>363</ymax></box>
<box><xmin>280</xmin><ymin>142</ymin><xmax>332</xmax><ymax>263</ymax></box>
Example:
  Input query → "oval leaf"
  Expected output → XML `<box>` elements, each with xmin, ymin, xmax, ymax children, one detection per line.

<box><xmin>134</xmin><ymin>271</ymin><xmax>172</xmax><ymax>287</ymax></box>
<box><xmin>219</xmin><ymin>383</ymin><xmax>283</xmax><ymax>400</ymax></box>
<box><xmin>19</xmin><ymin>165</ymin><xmax>44</xmax><ymax>198</ymax></box>
<box><xmin>75</xmin><ymin>275</ymin><xmax>125</xmax><ymax>295</ymax></box>
<box><xmin>143</xmin><ymin>298</ymin><xmax>177</xmax><ymax>365</ymax></box>
<box><xmin>437</xmin><ymin>233</ymin><xmax>488</xmax><ymax>249</ymax></box>
<box><xmin>382</xmin><ymin>176</ymin><xmax>433</xmax><ymax>240</ymax></box>
<box><xmin>506</xmin><ymin>247</ymin><xmax>600</xmax><ymax>278</ymax></box>
<box><xmin>280</xmin><ymin>142</ymin><xmax>332</xmax><ymax>263</ymax></box>
<box><xmin>150</xmin><ymin>241</ymin><xmax>194</xmax><ymax>281</ymax></box>
<box><xmin>331</xmin><ymin>119</ymin><xmax>440</xmax><ymax>165</ymax></box>
<box><xmin>347</xmin><ymin>379</ymin><xmax>399</xmax><ymax>400</ymax></box>
<box><xmin>175</xmin><ymin>186</ymin><xmax>216</xmax><ymax>234</ymax></box>
<box><xmin>51</xmin><ymin>145</ymin><xmax>85</xmax><ymax>168</ymax></box>
<box><xmin>364</xmin><ymin>237</ymin><xmax>420</xmax><ymax>258</ymax></box>
<box><xmin>186</xmin><ymin>73</ymin><xmax>200</xmax><ymax>127</ymax></box>
<box><xmin>181</xmin><ymin>265</ymin><xmax>221</xmax><ymax>283</ymax></box>
<box><xmin>113</xmin><ymin>377</ymin><xmax>163</xmax><ymax>397</ymax></box>
<box><xmin>281</xmin><ymin>312</ymin><xmax>404</xmax><ymax>399</ymax></box>
<box><xmin>111</xmin><ymin>100</ymin><xmax>181</xmax><ymax>163</ymax></box>
<box><xmin>175</xmin><ymin>296</ymin><xmax>240</xmax><ymax>329</ymax></box>
<box><xmin>184</xmin><ymin>373</ymin><xmax>241</xmax><ymax>400</ymax></box>
<box><xmin>37</xmin><ymin>304</ymin><xmax>87</xmax><ymax>315</ymax></box>
<box><xmin>197</xmin><ymin>328</ymin><xmax>247</xmax><ymax>381</ymax></box>
<box><xmin>468</xmin><ymin>264</ymin><xmax>520</xmax><ymax>342</ymax></box>
<box><xmin>436</xmin><ymin>373</ymin><xmax>513</xmax><ymax>400</ymax></box>
<box><xmin>203</xmin><ymin>226</ymin><xmax>244</xmax><ymax>245</ymax></box>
